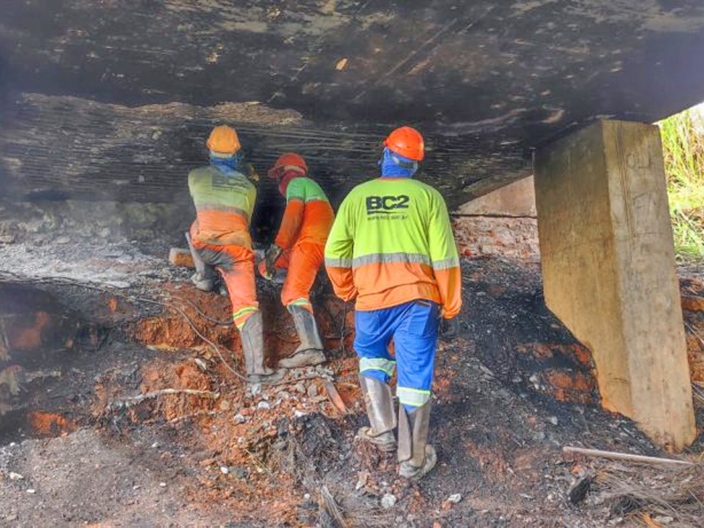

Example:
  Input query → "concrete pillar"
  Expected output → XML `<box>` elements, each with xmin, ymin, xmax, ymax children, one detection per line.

<box><xmin>534</xmin><ymin>120</ymin><xmax>696</xmax><ymax>451</ymax></box>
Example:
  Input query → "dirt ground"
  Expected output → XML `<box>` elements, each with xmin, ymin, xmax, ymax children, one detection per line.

<box><xmin>0</xmin><ymin>252</ymin><xmax>703</xmax><ymax>527</ymax></box>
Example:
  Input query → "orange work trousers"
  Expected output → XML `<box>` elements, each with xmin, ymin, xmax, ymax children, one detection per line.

<box><xmin>191</xmin><ymin>236</ymin><xmax>259</xmax><ymax>330</ymax></box>
<box><xmin>276</xmin><ymin>241</ymin><xmax>325</xmax><ymax>312</ymax></box>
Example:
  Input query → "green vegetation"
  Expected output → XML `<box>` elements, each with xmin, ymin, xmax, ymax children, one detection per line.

<box><xmin>659</xmin><ymin>108</ymin><xmax>704</xmax><ymax>261</ymax></box>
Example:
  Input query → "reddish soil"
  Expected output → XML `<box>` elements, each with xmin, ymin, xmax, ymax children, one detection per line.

<box><xmin>27</xmin><ymin>411</ymin><xmax>76</xmax><ymax>437</ymax></box>
<box><xmin>1</xmin><ymin>259</ymin><xmax>703</xmax><ymax>527</ymax></box>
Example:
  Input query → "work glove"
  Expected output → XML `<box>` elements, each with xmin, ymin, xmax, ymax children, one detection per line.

<box><xmin>440</xmin><ymin>317</ymin><xmax>460</xmax><ymax>341</ymax></box>
<box><xmin>245</xmin><ymin>163</ymin><xmax>260</xmax><ymax>184</ymax></box>
<box><xmin>264</xmin><ymin>244</ymin><xmax>282</xmax><ymax>279</ymax></box>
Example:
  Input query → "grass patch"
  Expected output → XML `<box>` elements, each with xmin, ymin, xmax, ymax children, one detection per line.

<box><xmin>659</xmin><ymin>108</ymin><xmax>704</xmax><ymax>261</ymax></box>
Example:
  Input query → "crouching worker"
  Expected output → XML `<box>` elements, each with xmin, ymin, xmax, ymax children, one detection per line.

<box><xmin>258</xmin><ymin>153</ymin><xmax>335</xmax><ymax>368</ymax></box>
<box><xmin>187</xmin><ymin>125</ymin><xmax>279</xmax><ymax>384</ymax></box>
<box><xmin>324</xmin><ymin>127</ymin><xmax>462</xmax><ymax>480</ymax></box>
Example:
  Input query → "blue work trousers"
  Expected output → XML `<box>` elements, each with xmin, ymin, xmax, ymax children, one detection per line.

<box><xmin>354</xmin><ymin>300</ymin><xmax>440</xmax><ymax>412</ymax></box>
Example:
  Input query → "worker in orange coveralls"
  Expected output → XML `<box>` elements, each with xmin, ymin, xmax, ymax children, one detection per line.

<box><xmin>186</xmin><ymin>125</ymin><xmax>280</xmax><ymax>384</ymax></box>
<box><xmin>258</xmin><ymin>153</ymin><xmax>335</xmax><ymax>369</ymax></box>
<box><xmin>325</xmin><ymin>127</ymin><xmax>462</xmax><ymax>480</ymax></box>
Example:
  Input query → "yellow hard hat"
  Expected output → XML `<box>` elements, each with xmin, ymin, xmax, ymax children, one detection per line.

<box><xmin>206</xmin><ymin>125</ymin><xmax>241</xmax><ymax>155</ymax></box>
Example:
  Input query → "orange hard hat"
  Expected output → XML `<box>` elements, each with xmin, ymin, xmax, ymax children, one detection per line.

<box><xmin>384</xmin><ymin>126</ymin><xmax>425</xmax><ymax>161</ymax></box>
<box><xmin>206</xmin><ymin>125</ymin><xmax>241</xmax><ymax>155</ymax></box>
<box><xmin>267</xmin><ymin>152</ymin><xmax>308</xmax><ymax>179</ymax></box>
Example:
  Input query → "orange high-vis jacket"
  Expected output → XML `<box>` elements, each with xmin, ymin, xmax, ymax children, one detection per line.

<box><xmin>188</xmin><ymin>166</ymin><xmax>256</xmax><ymax>249</ymax></box>
<box><xmin>274</xmin><ymin>177</ymin><xmax>334</xmax><ymax>250</ymax></box>
<box><xmin>324</xmin><ymin>177</ymin><xmax>462</xmax><ymax>319</ymax></box>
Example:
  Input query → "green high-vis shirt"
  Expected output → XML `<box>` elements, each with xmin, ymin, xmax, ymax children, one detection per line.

<box><xmin>324</xmin><ymin>177</ymin><xmax>462</xmax><ymax>318</ymax></box>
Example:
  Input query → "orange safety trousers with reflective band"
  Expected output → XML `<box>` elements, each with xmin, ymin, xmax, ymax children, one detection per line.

<box><xmin>272</xmin><ymin>242</ymin><xmax>325</xmax><ymax>312</ymax></box>
<box><xmin>190</xmin><ymin>223</ymin><xmax>258</xmax><ymax>329</ymax></box>
<box><xmin>270</xmin><ymin>176</ymin><xmax>334</xmax><ymax>312</ymax></box>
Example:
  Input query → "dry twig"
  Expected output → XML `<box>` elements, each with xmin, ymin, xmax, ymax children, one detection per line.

<box><xmin>320</xmin><ymin>485</ymin><xmax>349</xmax><ymax>528</ymax></box>
<box><xmin>685</xmin><ymin>321</ymin><xmax>704</xmax><ymax>348</ymax></box>
<box><xmin>106</xmin><ymin>388</ymin><xmax>219</xmax><ymax>411</ymax></box>
<box><xmin>167</xmin><ymin>409</ymin><xmax>224</xmax><ymax>424</ymax></box>
<box><xmin>596</xmin><ymin>464</ymin><xmax>704</xmax><ymax>527</ymax></box>
<box><xmin>563</xmin><ymin>446</ymin><xmax>695</xmax><ymax>467</ymax></box>
<box><xmin>692</xmin><ymin>383</ymin><xmax>704</xmax><ymax>408</ymax></box>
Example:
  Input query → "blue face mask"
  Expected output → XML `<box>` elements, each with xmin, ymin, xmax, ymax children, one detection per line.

<box><xmin>210</xmin><ymin>152</ymin><xmax>242</xmax><ymax>176</ymax></box>
<box><xmin>379</xmin><ymin>147</ymin><xmax>418</xmax><ymax>178</ymax></box>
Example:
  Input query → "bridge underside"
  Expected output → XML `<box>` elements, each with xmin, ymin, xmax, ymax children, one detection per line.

<box><xmin>1</xmin><ymin>1</ymin><xmax>704</xmax><ymax>206</ymax></box>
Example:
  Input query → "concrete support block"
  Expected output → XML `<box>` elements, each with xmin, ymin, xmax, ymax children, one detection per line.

<box><xmin>534</xmin><ymin>120</ymin><xmax>696</xmax><ymax>450</ymax></box>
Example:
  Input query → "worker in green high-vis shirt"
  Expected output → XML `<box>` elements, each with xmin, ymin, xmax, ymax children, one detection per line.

<box><xmin>325</xmin><ymin>126</ymin><xmax>462</xmax><ymax>480</ymax></box>
<box><xmin>258</xmin><ymin>153</ymin><xmax>335</xmax><ymax>369</ymax></box>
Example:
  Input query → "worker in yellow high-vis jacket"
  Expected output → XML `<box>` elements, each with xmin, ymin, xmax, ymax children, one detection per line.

<box><xmin>324</xmin><ymin>126</ymin><xmax>462</xmax><ymax>480</ymax></box>
<box><xmin>187</xmin><ymin>125</ymin><xmax>280</xmax><ymax>384</ymax></box>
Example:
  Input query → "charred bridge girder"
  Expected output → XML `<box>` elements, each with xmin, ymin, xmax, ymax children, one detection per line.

<box><xmin>1</xmin><ymin>0</ymin><xmax>704</xmax><ymax>206</ymax></box>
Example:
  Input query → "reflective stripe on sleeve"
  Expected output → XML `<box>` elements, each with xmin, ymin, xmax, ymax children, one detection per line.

<box><xmin>432</xmin><ymin>256</ymin><xmax>460</xmax><ymax>270</ymax></box>
<box><xmin>360</xmin><ymin>357</ymin><xmax>396</xmax><ymax>376</ymax></box>
<box><xmin>325</xmin><ymin>257</ymin><xmax>353</xmax><ymax>268</ymax></box>
<box><xmin>397</xmin><ymin>386</ymin><xmax>431</xmax><ymax>408</ymax></box>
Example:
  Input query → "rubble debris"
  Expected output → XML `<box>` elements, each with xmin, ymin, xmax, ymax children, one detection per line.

<box><xmin>446</xmin><ymin>493</ymin><xmax>462</xmax><ymax>504</ymax></box>
<box><xmin>168</xmin><ymin>248</ymin><xmax>195</xmax><ymax>268</ymax></box>
<box><xmin>442</xmin><ymin>493</ymin><xmax>463</xmax><ymax>510</ymax></box>
<box><xmin>381</xmin><ymin>493</ymin><xmax>397</xmax><ymax>509</ymax></box>
<box><xmin>453</xmin><ymin>215</ymin><xmax>539</xmax><ymax>260</ymax></box>
<box><xmin>0</xmin><ymin>254</ymin><xmax>701</xmax><ymax>526</ymax></box>
<box><xmin>595</xmin><ymin>463</ymin><xmax>704</xmax><ymax>527</ymax></box>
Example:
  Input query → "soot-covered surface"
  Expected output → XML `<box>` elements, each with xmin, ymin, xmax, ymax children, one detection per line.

<box><xmin>2</xmin><ymin>1</ymin><xmax>704</xmax><ymax>206</ymax></box>
<box><xmin>0</xmin><ymin>256</ymin><xmax>701</xmax><ymax>527</ymax></box>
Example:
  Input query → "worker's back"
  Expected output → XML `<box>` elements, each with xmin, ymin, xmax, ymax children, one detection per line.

<box><xmin>326</xmin><ymin>177</ymin><xmax>459</xmax><ymax>313</ymax></box>
<box><xmin>325</xmin><ymin>127</ymin><xmax>460</xmax><ymax>482</ymax></box>
<box><xmin>284</xmin><ymin>176</ymin><xmax>334</xmax><ymax>245</ymax></box>
<box><xmin>188</xmin><ymin>165</ymin><xmax>256</xmax><ymax>248</ymax></box>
